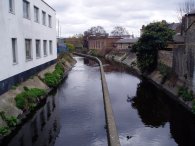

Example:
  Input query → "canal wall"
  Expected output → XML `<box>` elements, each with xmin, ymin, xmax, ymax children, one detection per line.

<box><xmin>0</xmin><ymin>54</ymin><xmax>76</xmax><ymax>129</ymax></box>
<box><xmin>74</xmin><ymin>53</ymin><xmax>121</xmax><ymax>146</ymax></box>
<box><xmin>105</xmin><ymin>51</ymin><xmax>194</xmax><ymax>114</ymax></box>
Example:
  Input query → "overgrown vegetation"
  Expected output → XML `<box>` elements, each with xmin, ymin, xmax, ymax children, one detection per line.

<box><xmin>66</xmin><ymin>43</ymin><xmax>75</xmax><ymax>52</ymax></box>
<box><xmin>89</xmin><ymin>49</ymin><xmax>99</xmax><ymax>56</ymax></box>
<box><xmin>0</xmin><ymin>112</ymin><xmax>19</xmax><ymax>136</ymax></box>
<box><xmin>178</xmin><ymin>86</ymin><xmax>194</xmax><ymax>101</ymax></box>
<box><xmin>158</xmin><ymin>63</ymin><xmax>172</xmax><ymax>84</ymax></box>
<box><xmin>132</xmin><ymin>21</ymin><xmax>175</xmax><ymax>73</ymax></box>
<box><xmin>0</xmin><ymin>127</ymin><xmax>10</xmax><ymax>136</ymax></box>
<box><xmin>0</xmin><ymin>112</ymin><xmax>19</xmax><ymax>128</ymax></box>
<box><xmin>15</xmin><ymin>87</ymin><xmax>46</xmax><ymax>111</ymax></box>
<box><xmin>43</xmin><ymin>63</ymin><xmax>65</xmax><ymax>87</ymax></box>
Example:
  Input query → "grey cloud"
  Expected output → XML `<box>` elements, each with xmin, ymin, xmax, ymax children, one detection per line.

<box><xmin>45</xmin><ymin>0</ymin><xmax>185</xmax><ymax>37</ymax></box>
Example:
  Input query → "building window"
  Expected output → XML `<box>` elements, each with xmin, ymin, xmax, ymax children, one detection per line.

<box><xmin>43</xmin><ymin>40</ymin><xmax>47</xmax><ymax>56</ymax></box>
<box><xmin>42</xmin><ymin>11</ymin><xmax>46</xmax><ymax>25</ymax></box>
<box><xmin>36</xmin><ymin>40</ymin><xmax>41</xmax><ymax>58</ymax></box>
<box><xmin>49</xmin><ymin>41</ymin><xmax>52</xmax><ymax>54</ymax></box>
<box><xmin>9</xmin><ymin>0</ymin><xmax>15</xmax><ymax>13</ymax></box>
<box><xmin>48</xmin><ymin>15</ymin><xmax>52</xmax><ymax>27</ymax></box>
<box><xmin>23</xmin><ymin>0</ymin><xmax>30</xmax><ymax>19</ymax></box>
<box><xmin>12</xmin><ymin>38</ymin><xmax>17</xmax><ymax>64</ymax></box>
<box><xmin>34</xmin><ymin>6</ymin><xmax>39</xmax><ymax>23</ymax></box>
<box><xmin>25</xmin><ymin>39</ymin><xmax>32</xmax><ymax>60</ymax></box>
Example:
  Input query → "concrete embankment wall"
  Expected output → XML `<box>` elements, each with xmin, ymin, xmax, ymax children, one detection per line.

<box><xmin>74</xmin><ymin>53</ymin><xmax>121</xmax><ymax>146</ymax></box>
<box><xmin>105</xmin><ymin>51</ymin><xmax>194</xmax><ymax>114</ymax></box>
<box><xmin>0</xmin><ymin>54</ymin><xmax>76</xmax><ymax>127</ymax></box>
<box><xmin>158</xmin><ymin>50</ymin><xmax>173</xmax><ymax>68</ymax></box>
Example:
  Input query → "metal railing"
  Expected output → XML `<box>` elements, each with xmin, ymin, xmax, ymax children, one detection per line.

<box><xmin>73</xmin><ymin>53</ymin><xmax>121</xmax><ymax>146</ymax></box>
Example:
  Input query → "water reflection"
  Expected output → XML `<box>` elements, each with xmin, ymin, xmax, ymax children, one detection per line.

<box><xmin>131</xmin><ymin>80</ymin><xmax>195</xmax><ymax>146</ymax></box>
<box><xmin>54</xmin><ymin>57</ymin><xmax>108</xmax><ymax>146</ymax></box>
<box><xmin>131</xmin><ymin>81</ymin><xmax>169</xmax><ymax>128</ymax></box>
<box><xmin>0</xmin><ymin>95</ymin><xmax>60</xmax><ymax>146</ymax></box>
<box><xmin>2</xmin><ymin>57</ymin><xmax>195</xmax><ymax>146</ymax></box>
<box><xmin>104</xmin><ymin>61</ymin><xmax>195</xmax><ymax>146</ymax></box>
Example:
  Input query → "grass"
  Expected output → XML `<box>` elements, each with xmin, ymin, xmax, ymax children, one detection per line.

<box><xmin>15</xmin><ymin>88</ymin><xmax>46</xmax><ymax>111</ymax></box>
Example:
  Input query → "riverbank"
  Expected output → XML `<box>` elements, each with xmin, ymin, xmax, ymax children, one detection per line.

<box><xmin>105</xmin><ymin>51</ymin><xmax>195</xmax><ymax>114</ymax></box>
<box><xmin>0</xmin><ymin>53</ymin><xmax>76</xmax><ymax>137</ymax></box>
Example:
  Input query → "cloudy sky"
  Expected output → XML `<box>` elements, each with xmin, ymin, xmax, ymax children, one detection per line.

<box><xmin>45</xmin><ymin>0</ymin><xmax>184</xmax><ymax>37</ymax></box>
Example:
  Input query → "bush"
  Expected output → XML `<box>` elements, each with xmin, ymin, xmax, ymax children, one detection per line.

<box><xmin>66</xmin><ymin>43</ymin><xmax>75</xmax><ymax>52</ymax></box>
<box><xmin>44</xmin><ymin>63</ymin><xmax>65</xmax><ymax>87</ymax></box>
<box><xmin>0</xmin><ymin>112</ymin><xmax>19</xmax><ymax>136</ymax></box>
<box><xmin>178</xmin><ymin>86</ymin><xmax>194</xmax><ymax>101</ymax></box>
<box><xmin>133</xmin><ymin>21</ymin><xmax>175</xmax><ymax>73</ymax></box>
<box><xmin>15</xmin><ymin>88</ymin><xmax>46</xmax><ymax>110</ymax></box>
<box><xmin>0</xmin><ymin>111</ymin><xmax>19</xmax><ymax>128</ymax></box>
<box><xmin>0</xmin><ymin>127</ymin><xmax>10</xmax><ymax>136</ymax></box>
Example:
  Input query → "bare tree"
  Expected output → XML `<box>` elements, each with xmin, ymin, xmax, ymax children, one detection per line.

<box><xmin>84</xmin><ymin>26</ymin><xmax>108</xmax><ymax>37</ymax></box>
<box><xmin>83</xmin><ymin>26</ymin><xmax>108</xmax><ymax>49</ymax></box>
<box><xmin>111</xmin><ymin>26</ymin><xmax>129</xmax><ymax>36</ymax></box>
<box><xmin>178</xmin><ymin>0</ymin><xmax>195</xmax><ymax>22</ymax></box>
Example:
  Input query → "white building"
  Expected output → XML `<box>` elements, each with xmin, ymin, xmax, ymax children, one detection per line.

<box><xmin>0</xmin><ymin>0</ymin><xmax>57</xmax><ymax>95</ymax></box>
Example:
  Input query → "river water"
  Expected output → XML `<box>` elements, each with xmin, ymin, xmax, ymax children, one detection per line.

<box><xmin>1</xmin><ymin>56</ymin><xmax>195</xmax><ymax>146</ymax></box>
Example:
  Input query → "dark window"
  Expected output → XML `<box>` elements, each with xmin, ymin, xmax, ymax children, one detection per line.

<box><xmin>25</xmin><ymin>39</ymin><xmax>32</xmax><ymax>60</ymax></box>
<box><xmin>23</xmin><ymin>0</ymin><xmax>30</xmax><ymax>19</ymax></box>
<box><xmin>12</xmin><ymin>38</ymin><xmax>17</xmax><ymax>64</ymax></box>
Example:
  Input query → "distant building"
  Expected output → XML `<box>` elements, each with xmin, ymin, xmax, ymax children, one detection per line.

<box><xmin>88</xmin><ymin>36</ymin><xmax>121</xmax><ymax>55</ymax></box>
<box><xmin>114</xmin><ymin>38</ymin><xmax>138</xmax><ymax>51</ymax></box>
<box><xmin>57</xmin><ymin>38</ymin><xmax>68</xmax><ymax>54</ymax></box>
<box><xmin>0</xmin><ymin>0</ymin><xmax>57</xmax><ymax>95</ymax></box>
<box><xmin>65</xmin><ymin>37</ymin><xmax>83</xmax><ymax>50</ymax></box>
<box><xmin>167</xmin><ymin>23</ymin><xmax>181</xmax><ymax>34</ymax></box>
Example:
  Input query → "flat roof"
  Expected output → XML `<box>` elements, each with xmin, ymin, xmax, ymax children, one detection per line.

<box><xmin>41</xmin><ymin>0</ymin><xmax>55</xmax><ymax>12</ymax></box>
<box><xmin>115</xmin><ymin>38</ymin><xmax>138</xmax><ymax>44</ymax></box>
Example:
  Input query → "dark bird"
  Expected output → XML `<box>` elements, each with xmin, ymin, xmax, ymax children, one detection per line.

<box><xmin>127</xmin><ymin>135</ymin><xmax>133</xmax><ymax>140</ymax></box>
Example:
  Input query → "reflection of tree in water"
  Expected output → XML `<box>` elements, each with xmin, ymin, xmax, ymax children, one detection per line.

<box><xmin>169</xmin><ymin>100</ymin><xmax>195</xmax><ymax>146</ymax></box>
<box><xmin>131</xmin><ymin>80</ymin><xmax>170</xmax><ymax>128</ymax></box>
<box><xmin>131</xmin><ymin>80</ymin><xmax>195</xmax><ymax>146</ymax></box>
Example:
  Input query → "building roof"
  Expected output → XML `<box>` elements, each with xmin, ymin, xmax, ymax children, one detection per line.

<box><xmin>168</xmin><ymin>23</ymin><xmax>181</xmax><ymax>31</ymax></box>
<box><xmin>115</xmin><ymin>38</ymin><xmax>138</xmax><ymax>44</ymax></box>
<box><xmin>41</xmin><ymin>0</ymin><xmax>55</xmax><ymax>12</ymax></box>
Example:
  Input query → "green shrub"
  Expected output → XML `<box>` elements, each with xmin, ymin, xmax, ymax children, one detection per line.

<box><xmin>0</xmin><ymin>127</ymin><xmax>10</xmax><ymax>136</ymax></box>
<box><xmin>15</xmin><ymin>88</ymin><xmax>46</xmax><ymax>110</ymax></box>
<box><xmin>23</xmin><ymin>86</ymin><xmax>29</xmax><ymax>91</ymax></box>
<box><xmin>178</xmin><ymin>86</ymin><xmax>194</xmax><ymax>101</ymax></box>
<box><xmin>0</xmin><ymin>111</ymin><xmax>19</xmax><ymax>128</ymax></box>
<box><xmin>43</xmin><ymin>63</ymin><xmax>65</xmax><ymax>87</ymax></box>
<box><xmin>55</xmin><ymin>63</ymin><xmax>64</xmax><ymax>71</ymax></box>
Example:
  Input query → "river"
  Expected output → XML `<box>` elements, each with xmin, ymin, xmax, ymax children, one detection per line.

<box><xmin>1</xmin><ymin>56</ymin><xmax>195</xmax><ymax>146</ymax></box>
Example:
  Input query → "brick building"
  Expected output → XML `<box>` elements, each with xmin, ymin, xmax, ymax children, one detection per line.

<box><xmin>114</xmin><ymin>38</ymin><xmax>138</xmax><ymax>51</ymax></box>
<box><xmin>88</xmin><ymin>36</ymin><xmax>121</xmax><ymax>55</ymax></box>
